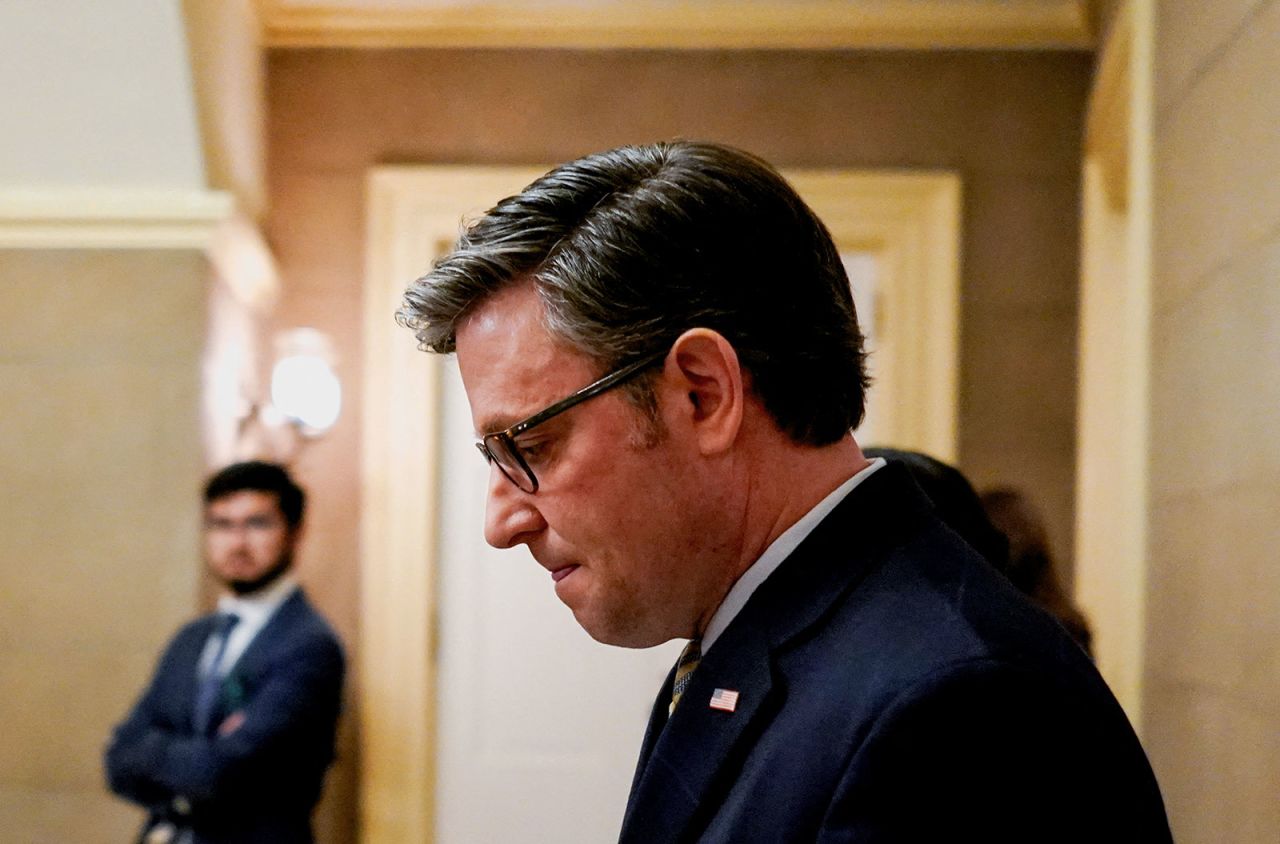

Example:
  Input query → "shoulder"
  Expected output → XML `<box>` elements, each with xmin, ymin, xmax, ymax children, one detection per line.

<box><xmin>773</xmin><ymin>533</ymin><xmax>1147</xmax><ymax>794</ymax></box>
<box><xmin>810</xmin><ymin>653</ymin><xmax>1168</xmax><ymax>841</ymax></box>
<box><xmin>797</xmin><ymin>531</ymin><xmax>1098</xmax><ymax>702</ymax></box>
<box><xmin>269</xmin><ymin>589</ymin><xmax>345</xmax><ymax>663</ymax></box>
<box><xmin>765</xmin><ymin>487</ymin><xmax>1110</xmax><ymax>725</ymax></box>
<box><xmin>166</xmin><ymin>612</ymin><xmax>220</xmax><ymax>651</ymax></box>
<box><xmin>139</xmin><ymin>613</ymin><xmax>219</xmax><ymax>678</ymax></box>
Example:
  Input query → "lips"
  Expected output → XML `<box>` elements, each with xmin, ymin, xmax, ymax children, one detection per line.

<box><xmin>550</xmin><ymin>564</ymin><xmax>580</xmax><ymax>583</ymax></box>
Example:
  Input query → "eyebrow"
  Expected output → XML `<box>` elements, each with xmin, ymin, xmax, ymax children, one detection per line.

<box><xmin>476</xmin><ymin>406</ymin><xmax>570</xmax><ymax>439</ymax></box>
<box><xmin>475</xmin><ymin>415</ymin><xmax>521</xmax><ymax>437</ymax></box>
<box><xmin>475</xmin><ymin>398</ymin><xmax>544</xmax><ymax>436</ymax></box>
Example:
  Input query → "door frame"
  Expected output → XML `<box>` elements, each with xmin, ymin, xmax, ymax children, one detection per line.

<box><xmin>1075</xmin><ymin>0</ymin><xmax>1154</xmax><ymax>728</ymax></box>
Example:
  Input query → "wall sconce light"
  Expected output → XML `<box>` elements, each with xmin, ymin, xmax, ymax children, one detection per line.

<box><xmin>237</xmin><ymin>327</ymin><xmax>342</xmax><ymax>461</ymax></box>
<box><xmin>270</xmin><ymin>328</ymin><xmax>342</xmax><ymax>436</ymax></box>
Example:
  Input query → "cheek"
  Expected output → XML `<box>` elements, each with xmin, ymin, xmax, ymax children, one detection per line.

<box><xmin>205</xmin><ymin>536</ymin><xmax>233</xmax><ymax>560</ymax></box>
<box><xmin>249</xmin><ymin>534</ymin><xmax>286</xmax><ymax>561</ymax></box>
<box><xmin>546</xmin><ymin>442</ymin><xmax>693</xmax><ymax>549</ymax></box>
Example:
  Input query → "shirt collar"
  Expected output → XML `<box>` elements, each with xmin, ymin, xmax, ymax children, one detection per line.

<box><xmin>216</xmin><ymin>574</ymin><xmax>298</xmax><ymax>628</ymax></box>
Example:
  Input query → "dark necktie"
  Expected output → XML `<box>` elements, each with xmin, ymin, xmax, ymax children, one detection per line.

<box><xmin>193</xmin><ymin>613</ymin><xmax>239</xmax><ymax>734</ymax></box>
<box><xmin>669</xmin><ymin>638</ymin><xmax>702</xmax><ymax>716</ymax></box>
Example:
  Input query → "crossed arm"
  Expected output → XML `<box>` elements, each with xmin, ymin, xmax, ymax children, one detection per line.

<box><xmin>105</xmin><ymin>630</ymin><xmax>344</xmax><ymax>815</ymax></box>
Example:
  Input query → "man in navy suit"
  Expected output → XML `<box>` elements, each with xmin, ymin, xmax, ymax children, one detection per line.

<box><xmin>398</xmin><ymin>141</ymin><xmax>1171</xmax><ymax>840</ymax></box>
<box><xmin>106</xmin><ymin>461</ymin><xmax>344</xmax><ymax>844</ymax></box>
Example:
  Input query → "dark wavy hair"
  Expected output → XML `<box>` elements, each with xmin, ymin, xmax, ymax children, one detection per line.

<box><xmin>203</xmin><ymin>461</ymin><xmax>305</xmax><ymax>530</ymax></box>
<box><xmin>397</xmin><ymin>141</ymin><xmax>870</xmax><ymax>446</ymax></box>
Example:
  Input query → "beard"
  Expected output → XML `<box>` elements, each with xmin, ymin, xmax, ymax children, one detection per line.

<box><xmin>226</xmin><ymin>552</ymin><xmax>294</xmax><ymax>596</ymax></box>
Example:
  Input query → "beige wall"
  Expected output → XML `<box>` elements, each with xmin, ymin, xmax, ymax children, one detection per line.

<box><xmin>1145</xmin><ymin>1</ymin><xmax>1280</xmax><ymax>840</ymax></box>
<box><xmin>266</xmin><ymin>45</ymin><xmax>1091</xmax><ymax>554</ymax></box>
<box><xmin>266</xmin><ymin>48</ymin><xmax>1091</xmax><ymax>838</ymax></box>
<box><xmin>0</xmin><ymin>249</ymin><xmax>207</xmax><ymax>841</ymax></box>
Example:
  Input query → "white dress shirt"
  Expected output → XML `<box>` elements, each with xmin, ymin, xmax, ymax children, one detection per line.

<box><xmin>198</xmin><ymin>575</ymin><xmax>299</xmax><ymax>678</ymax></box>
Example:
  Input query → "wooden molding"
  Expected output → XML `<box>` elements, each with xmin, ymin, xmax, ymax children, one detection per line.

<box><xmin>0</xmin><ymin>188</ymin><xmax>235</xmax><ymax>250</ymax></box>
<box><xmin>183</xmin><ymin>0</ymin><xmax>270</xmax><ymax>220</ymax></box>
<box><xmin>259</xmin><ymin>0</ymin><xmax>1094</xmax><ymax>50</ymax></box>
<box><xmin>1085</xmin><ymin>0</ymin><xmax>1131</xmax><ymax>211</ymax></box>
<box><xmin>361</xmin><ymin>167</ymin><xmax>516</xmax><ymax>844</ymax></box>
<box><xmin>788</xmin><ymin>169</ymin><xmax>962</xmax><ymax>462</ymax></box>
<box><xmin>0</xmin><ymin>187</ymin><xmax>279</xmax><ymax>309</ymax></box>
<box><xmin>206</xmin><ymin>209</ymin><xmax>282</xmax><ymax>310</ymax></box>
<box><xmin>1074</xmin><ymin>0</ymin><xmax>1153</xmax><ymax>731</ymax></box>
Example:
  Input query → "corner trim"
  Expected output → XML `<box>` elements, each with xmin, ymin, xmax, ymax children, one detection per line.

<box><xmin>259</xmin><ymin>0</ymin><xmax>1094</xmax><ymax>50</ymax></box>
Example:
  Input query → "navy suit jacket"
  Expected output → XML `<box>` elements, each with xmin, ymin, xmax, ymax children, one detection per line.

<box><xmin>106</xmin><ymin>588</ymin><xmax>344</xmax><ymax>844</ymax></box>
<box><xmin>622</xmin><ymin>463</ymin><xmax>1171</xmax><ymax>842</ymax></box>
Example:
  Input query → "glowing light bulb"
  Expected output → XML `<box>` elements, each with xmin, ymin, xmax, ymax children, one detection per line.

<box><xmin>270</xmin><ymin>329</ymin><xmax>341</xmax><ymax>435</ymax></box>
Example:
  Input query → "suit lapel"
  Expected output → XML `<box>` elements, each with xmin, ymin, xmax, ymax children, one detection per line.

<box><xmin>621</xmin><ymin>628</ymin><xmax>775</xmax><ymax>843</ymax></box>
<box><xmin>209</xmin><ymin>590</ymin><xmax>308</xmax><ymax>729</ymax></box>
<box><xmin>628</xmin><ymin>661</ymin><xmax>677</xmax><ymax>797</ymax></box>
<box><xmin>223</xmin><ymin>589</ymin><xmax>306</xmax><ymax>679</ymax></box>
<box><xmin>618</xmin><ymin>463</ymin><xmax>935</xmax><ymax>841</ymax></box>
<box><xmin>180</xmin><ymin>616</ymin><xmax>220</xmax><ymax>731</ymax></box>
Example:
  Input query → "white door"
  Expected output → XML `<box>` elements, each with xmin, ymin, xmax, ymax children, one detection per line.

<box><xmin>433</xmin><ymin>355</ymin><xmax>683</xmax><ymax>843</ymax></box>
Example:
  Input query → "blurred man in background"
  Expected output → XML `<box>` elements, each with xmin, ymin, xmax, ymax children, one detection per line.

<box><xmin>106</xmin><ymin>461</ymin><xmax>344</xmax><ymax>844</ymax></box>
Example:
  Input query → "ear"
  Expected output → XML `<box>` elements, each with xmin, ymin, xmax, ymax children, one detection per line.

<box><xmin>666</xmin><ymin>328</ymin><xmax>745</xmax><ymax>456</ymax></box>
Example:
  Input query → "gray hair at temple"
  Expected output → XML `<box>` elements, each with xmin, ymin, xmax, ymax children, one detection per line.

<box><xmin>396</xmin><ymin>140</ymin><xmax>870</xmax><ymax>445</ymax></box>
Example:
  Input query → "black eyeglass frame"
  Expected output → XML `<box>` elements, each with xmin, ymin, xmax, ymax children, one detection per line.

<box><xmin>475</xmin><ymin>350</ymin><xmax>668</xmax><ymax>493</ymax></box>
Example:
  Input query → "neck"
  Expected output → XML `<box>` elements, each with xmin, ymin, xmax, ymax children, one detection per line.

<box><xmin>743</xmin><ymin>432</ymin><xmax>867</xmax><ymax>566</ymax></box>
<box><xmin>690</xmin><ymin>426</ymin><xmax>868</xmax><ymax>637</ymax></box>
<box><xmin>225</xmin><ymin>561</ymin><xmax>294</xmax><ymax>598</ymax></box>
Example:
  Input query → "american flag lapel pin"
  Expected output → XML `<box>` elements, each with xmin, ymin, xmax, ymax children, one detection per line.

<box><xmin>709</xmin><ymin>688</ymin><xmax>740</xmax><ymax>712</ymax></box>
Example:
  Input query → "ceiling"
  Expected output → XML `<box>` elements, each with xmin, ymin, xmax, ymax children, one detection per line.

<box><xmin>0</xmin><ymin>0</ymin><xmax>206</xmax><ymax>190</ymax></box>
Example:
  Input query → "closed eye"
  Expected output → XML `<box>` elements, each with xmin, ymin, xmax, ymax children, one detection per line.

<box><xmin>515</xmin><ymin>437</ymin><xmax>552</xmax><ymax>465</ymax></box>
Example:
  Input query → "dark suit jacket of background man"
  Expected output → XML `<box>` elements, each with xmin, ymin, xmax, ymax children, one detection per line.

<box><xmin>622</xmin><ymin>462</ymin><xmax>1171</xmax><ymax>842</ymax></box>
<box><xmin>106</xmin><ymin>589</ymin><xmax>344</xmax><ymax>844</ymax></box>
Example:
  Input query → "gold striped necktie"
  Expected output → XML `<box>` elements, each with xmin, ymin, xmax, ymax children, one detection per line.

<box><xmin>669</xmin><ymin>638</ymin><xmax>702</xmax><ymax>716</ymax></box>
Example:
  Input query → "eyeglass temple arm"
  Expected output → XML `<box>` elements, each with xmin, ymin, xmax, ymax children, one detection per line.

<box><xmin>505</xmin><ymin>350</ymin><xmax>667</xmax><ymax>438</ymax></box>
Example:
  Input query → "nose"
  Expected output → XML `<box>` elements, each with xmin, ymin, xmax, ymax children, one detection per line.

<box><xmin>224</xmin><ymin>524</ymin><xmax>252</xmax><ymax>547</ymax></box>
<box><xmin>483</xmin><ymin>465</ymin><xmax>546</xmax><ymax>549</ymax></box>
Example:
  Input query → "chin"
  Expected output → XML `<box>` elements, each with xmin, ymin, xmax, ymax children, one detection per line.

<box><xmin>222</xmin><ymin>556</ymin><xmax>293</xmax><ymax>595</ymax></box>
<box><xmin>228</xmin><ymin>578</ymin><xmax>269</xmax><ymax>596</ymax></box>
<box><xmin>575</xmin><ymin>612</ymin><xmax>671</xmax><ymax>650</ymax></box>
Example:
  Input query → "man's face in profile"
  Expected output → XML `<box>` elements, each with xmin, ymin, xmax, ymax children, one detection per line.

<box><xmin>204</xmin><ymin>490</ymin><xmax>297</xmax><ymax>594</ymax></box>
<box><xmin>455</xmin><ymin>282</ymin><xmax>716</xmax><ymax>649</ymax></box>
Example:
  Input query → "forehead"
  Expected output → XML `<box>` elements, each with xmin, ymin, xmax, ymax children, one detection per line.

<box><xmin>206</xmin><ymin>489</ymin><xmax>283</xmax><ymax>518</ymax></box>
<box><xmin>455</xmin><ymin>283</ymin><xmax>596</xmax><ymax>434</ymax></box>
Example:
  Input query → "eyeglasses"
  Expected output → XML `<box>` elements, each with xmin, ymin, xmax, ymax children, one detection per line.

<box><xmin>476</xmin><ymin>350</ymin><xmax>666</xmax><ymax>493</ymax></box>
<box><xmin>205</xmin><ymin>515</ymin><xmax>284</xmax><ymax>535</ymax></box>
